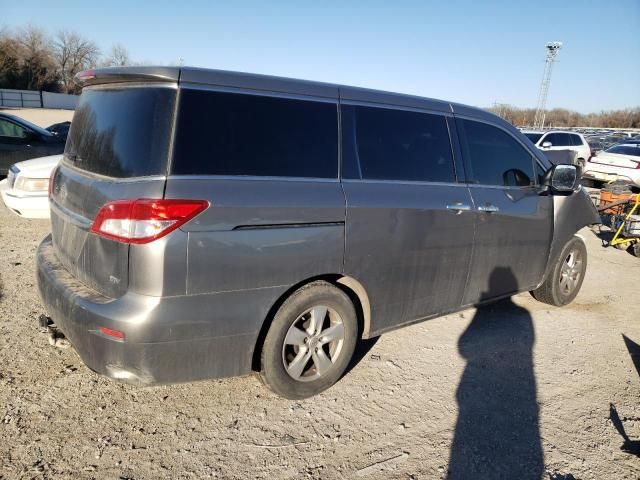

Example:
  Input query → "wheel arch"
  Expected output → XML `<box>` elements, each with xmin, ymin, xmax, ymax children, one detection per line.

<box><xmin>538</xmin><ymin>188</ymin><xmax>600</xmax><ymax>288</ymax></box>
<box><xmin>250</xmin><ymin>274</ymin><xmax>372</xmax><ymax>371</ymax></box>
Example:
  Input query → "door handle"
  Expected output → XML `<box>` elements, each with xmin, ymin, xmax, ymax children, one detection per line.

<box><xmin>446</xmin><ymin>203</ymin><xmax>472</xmax><ymax>214</ymax></box>
<box><xmin>478</xmin><ymin>204</ymin><xmax>500</xmax><ymax>213</ymax></box>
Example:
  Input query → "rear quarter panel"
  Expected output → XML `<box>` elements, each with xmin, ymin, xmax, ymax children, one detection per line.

<box><xmin>165</xmin><ymin>177</ymin><xmax>346</xmax><ymax>295</ymax></box>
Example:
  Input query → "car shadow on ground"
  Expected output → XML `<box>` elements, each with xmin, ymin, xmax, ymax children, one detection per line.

<box><xmin>343</xmin><ymin>336</ymin><xmax>380</xmax><ymax>376</ymax></box>
<box><xmin>589</xmin><ymin>226</ymin><xmax>638</xmax><ymax>257</ymax></box>
<box><xmin>447</xmin><ymin>268</ymin><xmax>544</xmax><ymax>480</ymax></box>
<box><xmin>622</xmin><ymin>335</ymin><xmax>640</xmax><ymax>379</ymax></box>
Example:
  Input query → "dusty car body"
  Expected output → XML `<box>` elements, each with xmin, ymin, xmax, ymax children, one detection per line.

<box><xmin>36</xmin><ymin>67</ymin><xmax>600</xmax><ymax>398</ymax></box>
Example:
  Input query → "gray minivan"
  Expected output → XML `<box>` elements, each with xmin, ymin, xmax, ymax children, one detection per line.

<box><xmin>37</xmin><ymin>67</ymin><xmax>600</xmax><ymax>399</ymax></box>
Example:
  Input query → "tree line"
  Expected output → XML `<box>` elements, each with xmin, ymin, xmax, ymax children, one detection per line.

<box><xmin>0</xmin><ymin>25</ymin><xmax>132</xmax><ymax>94</ymax></box>
<box><xmin>488</xmin><ymin>104</ymin><xmax>640</xmax><ymax>129</ymax></box>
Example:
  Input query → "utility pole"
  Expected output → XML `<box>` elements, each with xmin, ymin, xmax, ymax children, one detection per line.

<box><xmin>533</xmin><ymin>42</ymin><xmax>562</xmax><ymax>129</ymax></box>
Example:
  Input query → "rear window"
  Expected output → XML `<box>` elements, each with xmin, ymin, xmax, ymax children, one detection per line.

<box><xmin>570</xmin><ymin>134</ymin><xmax>584</xmax><ymax>146</ymax></box>
<box><xmin>65</xmin><ymin>87</ymin><xmax>176</xmax><ymax>177</ymax></box>
<box><xmin>171</xmin><ymin>89</ymin><xmax>338</xmax><ymax>178</ymax></box>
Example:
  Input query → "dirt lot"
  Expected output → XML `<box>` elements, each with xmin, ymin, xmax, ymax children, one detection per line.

<box><xmin>0</xmin><ymin>204</ymin><xmax>639</xmax><ymax>479</ymax></box>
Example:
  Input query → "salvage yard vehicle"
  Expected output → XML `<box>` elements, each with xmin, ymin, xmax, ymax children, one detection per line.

<box><xmin>583</xmin><ymin>144</ymin><xmax>640</xmax><ymax>189</ymax></box>
<box><xmin>37</xmin><ymin>67</ymin><xmax>600</xmax><ymax>399</ymax></box>
<box><xmin>0</xmin><ymin>154</ymin><xmax>60</xmax><ymax>218</ymax></box>
<box><xmin>522</xmin><ymin>129</ymin><xmax>591</xmax><ymax>168</ymax></box>
<box><xmin>0</xmin><ymin>113</ymin><xmax>66</xmax><ymax>176</ymax></box>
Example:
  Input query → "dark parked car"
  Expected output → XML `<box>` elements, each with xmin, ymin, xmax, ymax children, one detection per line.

<box><xmin>0</xmin><ymin>113</ymin><xmax>66</xmax><ymax>176</ymax></box>
<box><xmin>37</xmin><ymin>67</ymin><xmax>600</xmax><ymax>399</ymax></box>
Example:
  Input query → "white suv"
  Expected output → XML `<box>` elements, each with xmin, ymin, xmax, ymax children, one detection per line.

<box><xmin>522</xmin><ymin>130</ymin><xmax>591</xmax><ymax>168</ymax></box>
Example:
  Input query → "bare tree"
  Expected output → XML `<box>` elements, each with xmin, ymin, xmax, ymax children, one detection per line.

<box><xmin>103</xmin><ymin>43</ymin><xmax>131</xmax><ymax>67</ymax></box>
<box><xmin>7</xmin><ymin>25</ymin><xmax>59</xmax><ymax>90</ymax></box>
<box><xmin>488</xmin><ymin>104</ymin><xmax>640</xmax><ymax>129</ymax></box>
<box><xmin>53</xmin><ymin>29</ymin><xmax>100</xmax><ymax>93</ymax></box>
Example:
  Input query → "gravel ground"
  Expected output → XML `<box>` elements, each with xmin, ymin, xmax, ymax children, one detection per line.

<box><xmin>0</xmin><ymin>204</ymin><xmax>639</xmax><ymax>479</ymax></box>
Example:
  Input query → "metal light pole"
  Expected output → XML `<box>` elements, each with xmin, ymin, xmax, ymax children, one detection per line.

<box><xmin>533</xmin><ymin>42</ymin><xmax>562</xmax><ymax>129</ymax></box>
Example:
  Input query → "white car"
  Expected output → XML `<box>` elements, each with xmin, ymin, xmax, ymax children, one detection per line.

<box><xmin>522</xmin><ymin>130</ymin><xmax>592</xmax><ymax>167</ymax></box>
<box><xmin>582</xmin><ymin>144</ymin><xmax>640</xmax><ymax>188</ymax></box>
<box><xmin>0</xmin><ymin>154</ymin><xmax>61</xmax><ymax>219</ymax></box>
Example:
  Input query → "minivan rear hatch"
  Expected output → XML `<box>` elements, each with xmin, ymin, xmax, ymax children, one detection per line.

<box><xmin>50</xmin><ymin>81</ymin><xmax>177</xmax><ymax>298</ymax></box>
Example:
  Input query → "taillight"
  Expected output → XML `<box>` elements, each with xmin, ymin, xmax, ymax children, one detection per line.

<box><xmin>90</xmin><ymin>199</ymin><xmax>209</xmax><ymax>244</ymax></box>
<box><xmin>48</xmin><ymin>166</ymin><xmax>57</xmax><ymax>199</ymax></box>
<box><xmin>76</xmin><ymin>69</ymin><xmax>96</xmax><ymax>82</ymax></box>
<box><xmin>635</xmin><ymin>162</ymin><xmax>640</xmax><ymax>169</ymax></box>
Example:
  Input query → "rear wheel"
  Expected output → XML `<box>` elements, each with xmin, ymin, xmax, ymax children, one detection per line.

<box><xmin>260</xmin><ymin>281</ymin><xmax>358</xmax><ymax>399</ymax></box>
<box><xmin>531</xmin><ymin>236</ymin><xmax>587</xmax><ymax>306</ymax></box>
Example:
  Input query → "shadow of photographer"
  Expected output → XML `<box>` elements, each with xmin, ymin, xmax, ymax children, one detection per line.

<box><xmin>448</xmin><ymin>267</ymin><xmax>543</xmax><ymax>479</ymax></box>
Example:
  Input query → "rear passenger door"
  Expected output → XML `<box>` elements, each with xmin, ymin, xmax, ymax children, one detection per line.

<box><xmin>342</xmin><ymin>104</ymin><xmax>475</xmax><ymax>333</ymax></box>
<box><xmin>455</xmin><ymin>118</ymin><xmax>553</xmax><ymax>305</ymax></box>
<box><xmin>165</xmin><ymin>88</ymin><xmax>346</xmax><ymax>295</ymax></box>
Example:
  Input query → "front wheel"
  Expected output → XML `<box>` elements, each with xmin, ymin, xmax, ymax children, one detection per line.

<box><xmin>260</xmin><ymin>281</ymin><xmax>358</xmax><ymax>399</ymax></box>
<box><xmin>531</xmin><ymin>236</ymin><xmax>587</xmax><ymax>306</ymax></box>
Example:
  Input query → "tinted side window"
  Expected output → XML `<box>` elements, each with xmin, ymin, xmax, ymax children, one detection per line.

<box><xmin>0</xmin><ymin>119</ymin><xmax>27</xmax><ymax>138</ymax></box>
<box><xmin>544</xmin><ymin>132</ymin><xmax>571</xmax><ymax>146</ymax></box>
<box><xmin>457</xmin><ymin>119</ymin><xmax>535</xmax><ymax>187</ymax></box>
<box><xmin>172</xmin><ymin>89</ymin><xmax>337</xmax><ymax>178</ymax></box>
<box><xmin>570</xmin><ymin>134</ymin><xmax>584</xmax><ymax>146</ymax></box>
<box><xmin>342</xmin><ymin>105</ymin><xmax>454</xmax><ymax>182</ymax></box>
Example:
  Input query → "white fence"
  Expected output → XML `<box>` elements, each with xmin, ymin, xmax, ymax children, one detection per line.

<box><xmin>42</xmin><ymin>91</ymin><xmax>78</xmax><ymax>109</ymax></box>
<box><xmin>0</xmin><ymin>89</ymin><xmax>78</xmax><ymax>110</ymax></box>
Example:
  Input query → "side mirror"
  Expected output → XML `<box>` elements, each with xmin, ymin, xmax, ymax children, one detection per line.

<box><xmin>541</xmin><ymin>141</ymin><xmax>553</xmax><ymax>148</ymax></box>
<box><xmin>544</xmin><ymin>164</ymin><xmax>578</xmax><ymax>193</ymax></box>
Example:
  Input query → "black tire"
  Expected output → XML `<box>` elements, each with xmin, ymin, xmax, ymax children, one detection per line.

<box><xmin>260</xmin><ymin>281</ymin><xmax>358</xmax><ymax>399</ymax></box>
<box><xmin>632</xmin><ymin>242</ymin><xmax>640</xmax><ymax>258</ymax></box>
<box><xmin>531</xmin><ymin>236</ymin><xmax>587</xmax><ymax>306</ymax></box>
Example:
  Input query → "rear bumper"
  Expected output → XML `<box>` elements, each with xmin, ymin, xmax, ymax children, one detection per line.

<box><xmin>0</xmin><ymin>180</ymin><xmax>50</xmax><ymax>219</ymax></box>
<box><xmin>36</xmin><ymin>235</ymin><xmax>282</xmax><ymax>385</ymax></box>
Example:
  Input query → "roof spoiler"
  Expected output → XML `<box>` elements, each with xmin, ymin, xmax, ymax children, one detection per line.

<box><xmin>74</xmin><ymin>66</ymin><xmax>181</xmax><ymax>87</ymax></box>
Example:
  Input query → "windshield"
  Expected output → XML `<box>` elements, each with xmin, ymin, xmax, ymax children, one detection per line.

<box><xmin>524</xmin><ymin>133</ymin><xmax>543</xmax><ymax>144</ymax></box>
<box><xmin>605</xmin><ymin>145</ymin><xmax>640</xmax><ymax>156</ymax></box>
<box><xmin>64</xmin><ymin>87</ymin><xmax>176</xmax><ymax>177</ymax></box>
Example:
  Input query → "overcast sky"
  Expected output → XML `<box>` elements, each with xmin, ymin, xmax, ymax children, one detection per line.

<box><xmin>4</xmin><ymin>0</ymin><xmax>639</xmax><ymax>112</ymax></box>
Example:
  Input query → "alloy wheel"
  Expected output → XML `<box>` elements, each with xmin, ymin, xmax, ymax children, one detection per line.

<box><xmin>282</xmin><ymin>306</ymin><xmax>345</xmax><ymax>382</ymax></box>
<box><xmin>559</xmin><ymin>249</ymin><xmax>583</xmax><ymax>296</ymax></box>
